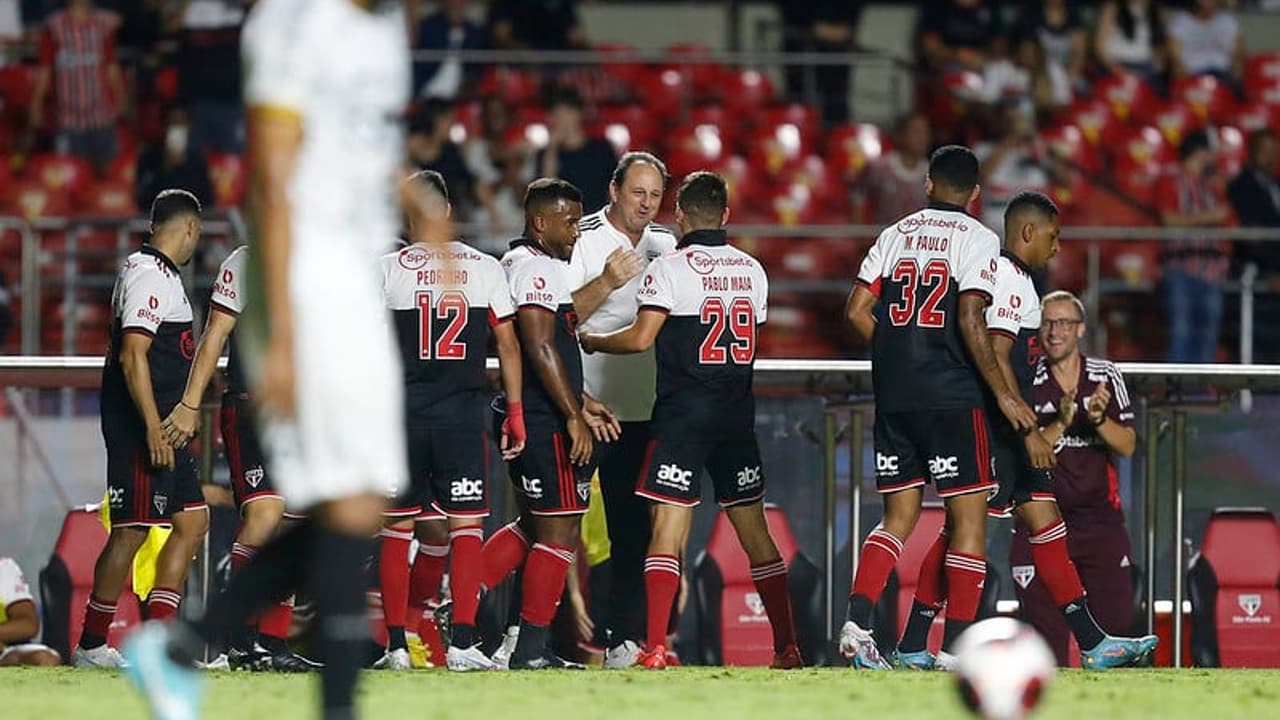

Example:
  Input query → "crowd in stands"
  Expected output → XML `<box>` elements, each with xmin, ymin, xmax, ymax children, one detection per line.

<box><xmin>4</xmin><ymin>1</ymin><xmax>1280</xmax><ymax>362</ymax></box>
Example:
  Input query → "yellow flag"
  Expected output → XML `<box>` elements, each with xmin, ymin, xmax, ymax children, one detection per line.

<box><xmin>99</xmin><ymin>492</ymin><xmax>171</xmax><ymax>601</ymax></box>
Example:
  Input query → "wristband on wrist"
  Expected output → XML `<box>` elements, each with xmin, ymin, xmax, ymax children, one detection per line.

<box><xmin>180</xmin><ymin>400</ymin><xmax>199</xmax><ymax>411</ymax></box>
<box><xmin>506</xmin><ymin>401</ymin><xmax>523</xmax><ymax>416</ymax></box>
<box><xmin>1091</xmin><ymin>414</ymin><xmax>1106</xmax><ymax>427</ymax></box>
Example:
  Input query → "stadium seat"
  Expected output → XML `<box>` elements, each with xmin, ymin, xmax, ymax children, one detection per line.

<box><xmin>763</xmin><ymin>105</ymin><xmax>822</xmax><ymax>147</ymax></box>
<box><xmin>692</xmin><ymin>505</ymin><xmax>825</xmax><ymax>666</ymax></box>
<box><xmin>1094</xmin><ymin>73</ymin><xmax>1159</xmax><ymax>125</ymax></box>
<box><xmin>82</xmin><ymin>181</ymin><xmax>137</xmax><ymax>219</ymax></box>
<box><xmin>39</xmin><ymin>506</ymin><xmax>144</xmax><ymax>662</ymax></box>
<box><xmin>206</xmin><ymin>153</ymin><xmax>245</xmax><ymax>208</ymax></box>
<box><xmin>29</xmin><ymin>153</ymin><xmax>94</xmax><ymax>196</ymax></box>
<box><xmin>1</xmin><ymin>180</ymin><xmax>72</xmax><ymax>220</ymax></box>
<box><xmin>825</xmin><ymin>123</ymin><xmax>890</xmax><ymax>182</ymax></box>
<box><xmin>640</xmin><ymin>68</ymin><xmax>691</xmax><ymax>121</ymax></box>
<box><xmin>1245</xmin><ymin>52</ymin><xmax>1280</xmax><ymax>99</ymax></box>
<box><xmin>1188</xmin><ymin>508</ymin><xmax>1280</xmax><ymax>668</ymax></box>
<box><xmin>665</xmin><ymin>43</ymin><xmax>725</xmax><ymax>103</ymax></box>
<box><xmin>1039</xmin><ymin>124</ymin><xmax>1101</xmax><ymax>175</ymax></box>
<box><xmin>746</xmin><ymin>124</ymin><xmax>808</xmax><ymax>179</ymax></box>
<box><xmin>713</xmin><ymin>154</ymin><xmax>768</xmax><ymax>213</ymax></box>
<box><xmin>475</xmin><ymin>68</ymin><xmax>540</xmax><ymax>108</ymax></box>
<box><xmin>593</xmin><ymin>104</ymin><xmax>658</xmax><ymax>155</ymax></box>
<box><xmin>1172</xmin><ymin>75</ymin><xmax>1236</xmax><ymax>126</ymax></box>
<box><xmin>1149</xmin><ymin>100</ymin><xmax>1203</xmax><ymax>148</ymax></box>
<box><xmin>1233</xmin><ymin>99</ymin><xmax>1280</xmax><ymax>133</ymax></box>
<box><xmin>687</xmin><ymin>104</ymin><xmax>737</xmax><ymax>148</ymax></box>
<box><xmin>1108</xmin><ymin>126</ymin><xmax>1172</xmax><ymax>206</ymax></box>
<box><xmin>594</xmin><ymin>43</ymin><xmax>645</xmax><ymax>90</ymax></box>
<box><xmin>1215</xmin><ymin>125</ymin><xmax>1247</xmax><ymax>178</ymax></box>
<box><xmin>666</xmin><ymin>123</ymin><xmax>727</xmax><ymax>178</ymax></box>
<box><xmin>1065</xmin><ymin>97</ymin><xmax>1122</xmax><ymax>148</ymax></box>
<box><xmin>720</xmin><ymin>69</ymin><xmax>775</xmax><ymax>121</ymax></box>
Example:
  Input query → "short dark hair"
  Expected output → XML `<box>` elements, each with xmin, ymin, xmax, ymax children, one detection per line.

<box><xmin>150</xmin><ymin>189</ymin><xmax>201</xmax><ymax>227</ymax></box>
<box><xmin>1248</xmin><ymin>127</ymin><xmax>1275</xmax><ymax>156</ymax></box>
<box><xmin>406</xmin><ymin>168</ymin><xmax>449</xmax><ymax>204</ymax></box>
<box><xmin>676</xmin><ymin>171</ymin><xmax>728</xmax><ymax>228</ymax></box>
<box><xmin>524</xmin><ymin>177</ymin><xmax>583</xmax><ymax>212</ymax></box>
<box><xmin>409</xmin><ymin>99</ymin><xmax>453</xmax><ymax>135</ymax></box>
<box><xmin>1179</xmin><ymin>129</ymin><xmax>1212</xmax><ymax>161</ymax></box>
<box><xmin>610</xmin><ymin>151</ymin><xmax>669</xmax><ymax>189</ymax></box>
<box><xmin>1004</xmin><ymin>190</ymin><xmax>1059</xmax><ymax>233</ymax></box>
<box><xmin>928</xmin><ymin>145</ymin><xmax>980</xmax><ymax>195</ymax></box>
<box><xmin>546</xmin><ymin>86</ymin><xmax>584</xmax><ymax>111</ymax></box>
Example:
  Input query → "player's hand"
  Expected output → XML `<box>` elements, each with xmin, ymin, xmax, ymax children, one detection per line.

<box><xmin>566</xmin><ymin>414</ymin><xmax>594</xmax><ymax>466</ymax></box>
<box><xmin>1058</xmin><ymin>387</ymin><xmax>1078</xmax><ymax>428</ymax></box>
<box><xmin>162</xmin><ymin>402</ymin><xmax>200</xmax><ymax>448</ymax></box>
<box><xmin>1087</xmin><ymin>379</ymin><xmax>1110</xmax><ymax>426</ymax></box>
<box><xmin>1024</xmin><ymin>430</ymin><xmax>1057</xmax><ymax>470</ymax></box>
<box><xmin>500</xmin><ymin>401</ymin><xmax>527</xmax><ymax>460</ymax></box>
<box><xmin>147</xmin><ymin>423</ymin><xmax>176</xmax><ymax>471</ymax></box>
<box><xmin>602</xmin><ymin>247</ymin><xmax>645</xmax><ymax>290</ymax></box>
<box><xmin>259</xmin><ymin>335</ymin><xmax>296</xmax><ymax>420</ymax></box>
<box><xmin>582</xmin><ymin>395</ymin><xmax>622</xmax><ymax>443</ymax></box>
<box><xmin>569</xmin><ymin>590</ymin><xmax>594</xmax><ymax>643</ymax></box>
<box><xmin>998</xmin><ymin>393</ymin><xmax>1038</xmax><ymax>434</ymax></box>
<box><xmin>579</xmin><ymin>333</ymin><xmax>597</xmax><ymax>355</ymax></box>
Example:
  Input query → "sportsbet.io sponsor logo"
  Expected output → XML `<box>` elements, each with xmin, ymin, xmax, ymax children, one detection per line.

<box><xmin>686</xmin><ymin>250</ymin><xmax>753</xmax><ymax>276</ymax></box>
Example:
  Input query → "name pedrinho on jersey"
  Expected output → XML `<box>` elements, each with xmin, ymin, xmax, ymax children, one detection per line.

<box><xmin>500</xmin><ymin>239</ymin><xmax>583</xmax><ymax>420</ymax></box>
<box><xmin>985</xmin><ymin>250</ymin><xmax>1042</xmax><ymax>406</ymax></box>
<box><xmin>637</xmin><ymin>232</ymin><xmax>768</xmax><ymax>412</ymax></box>
<box><xmin>856</xmin><ymin>203</ymin><xmax>999</xmax><ymax>412</ymax></box>
<box><xmin>382</xmin><ymin>241</ymin><xmax>516</xmax><ymax>427</ymax></box>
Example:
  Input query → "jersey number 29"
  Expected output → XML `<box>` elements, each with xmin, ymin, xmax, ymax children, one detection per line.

<box><xmin>416</xmin><ymin>290</ymin><xmax>468</xmax><ymax>360</ymax></box>
<box><xmin>699</xmin><ymin>297</ymin><xmax>755</xmax><ymax>364</ymax></box>
<box><xmin>887</xmin><ymin>259</ymin><xmax>949</xmax><ymax>328</ymax></box>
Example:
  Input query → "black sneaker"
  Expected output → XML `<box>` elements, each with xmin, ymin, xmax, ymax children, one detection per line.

<box><xmin>267</xmin><ymin>652</ymin><xmax>322</xmax><ymax>673</ymax></box>
<box><xmin>227</xmin><ymin>645</ymin><xmax>269</xmax><ymax>672</ymax></box>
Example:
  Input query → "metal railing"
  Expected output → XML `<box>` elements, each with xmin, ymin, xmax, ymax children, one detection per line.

<box><xmin>4</xmin><ymin>356</ymin><xmax>1279</xmax><ymax>667</ymax></box>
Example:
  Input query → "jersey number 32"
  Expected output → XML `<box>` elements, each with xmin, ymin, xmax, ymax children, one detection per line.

<box><xmin>887</xmin><ymin>259</ymin><xmax>949</xmax><ymax>328</ymax></box>
<box><xmin>699</xmin><ymin>297</ymin><xmax>755</xmax><ymax>364</ymax></box>
<box><xmin>416</xmin><ymin>290</ymin><xmax>468</xmax><ymax>360</ymax></box>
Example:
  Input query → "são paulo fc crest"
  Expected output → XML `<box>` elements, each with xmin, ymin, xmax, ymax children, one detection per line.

<box><xmin>1012</xmin><ymin>565</ymin><xmax>1036</xmax><ymax>589</ymax></box>
<box><xmin>744</xmin><ymin>592</ymin><xmax>765</xmax><ymax>616</ymax></box>
<box><xmin>153</xmin><ymin>493</ymin><xmax>168</xmax><ymax>515</ymax></box>
<box><xmin>180</xmin><ymin>329</ymin><xmax>195</xmax><ymax>360</ymax></box>
<box><xmin>1239</xmin><ymin>593</ymin><xmax>1262</xmax><ymax>618</ymax></box>
<box><xmin>245</xmin><ymin>468</ymin><xmax>264</xmax><ymax>489</ymax></box>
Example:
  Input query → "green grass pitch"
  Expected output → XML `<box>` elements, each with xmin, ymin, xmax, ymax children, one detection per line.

<box><xmin>5</xmin><ymin>667</ymin><xmax>1279</xmax><ymax>719</ymax></box>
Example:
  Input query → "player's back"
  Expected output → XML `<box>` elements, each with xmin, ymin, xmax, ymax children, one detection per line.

<box><xmin>855</xmin><ymin>203</ymin><xmax>999</xmax><ymax>413</ymax></box>
<box><xmin>500</xmin><ymin>240</ymin><xmax>583</xmax><ymax>421</ymax></box>
<box><xmin>639</xmin><ymin>230</ymin><xmax>768</xmax><ymax>425</ymax></box>
<box><xmin>383</xmin><ymin>241</ymin><xmax>515</xmax><ymax>428</ymax></box>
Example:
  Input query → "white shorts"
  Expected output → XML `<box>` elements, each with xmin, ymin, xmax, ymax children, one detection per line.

<box><xmin>255</xmin><ymin>248</ymin><xmax>407</xmax><ymax>509</ymax></box>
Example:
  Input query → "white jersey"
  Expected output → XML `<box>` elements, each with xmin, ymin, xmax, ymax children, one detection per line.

<box><xmin>986</xmin><ymin>251</ymin><xmax>1042</xmax><ymax>403</ymax></box>
<box><xmin>501</xmin><ymin>239</ymin><xmax>583</xmax><ymax>420</ymax></box>
<box><xmin>0</xmin><ymin>557</ymin><xmax>33</xmax><ymax>625</ymax></box>
<box><xmin>567</xmin><ymin>208</ymin><xmax>678</xmax><ymax>422</ymax></box>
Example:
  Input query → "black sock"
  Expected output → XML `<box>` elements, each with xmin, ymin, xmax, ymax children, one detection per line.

<box><xmin>509</xmin><ymin>620</ymin><xmax>549</xmax><ymax>663</ymax></box>
<box><xmin>505</xmin><ymin>568</ymin><xmax>524</xmax><ymax>628</ymax></box>
<box><xmin>310</xmin><ymin>527</ymin><xmax>375</xmax><ymax>716</ymax></box>
<box><xmin>941</xmin><ymin>618</ymin><xmax>973</xmax><ymax>654</ymax></box>
<box><xmin>452</xmin><ymin>623</ymin><xmax>476</xmax><ymax>649</ymax></box>
<box><xmin>897</xmin><ymin>600</ymin><xmax>941</xmax><ymax>654</ymax></box>
<box><xmin>846</xmin><ymin>594</ymin><xmax>874</xmax><ymax>628</ymax></box>
<box><xmin>80</xmin><ymin>632</ymin><xmax>106</xmax><ymax>650</ymax></box>
<box><xmin>259</xmin><ymin>633</ymin><xmax>289</xmax><ymax>656</ymax></box>
<box><xmin>386</xmin><ymin>626</ymin><xmax>407</xmax><ymax>652</ymax></box>
<box><xmin>1061</xmin><ymin>597</ymin><xmax>1107</xmax><ymax>651</ymax></box>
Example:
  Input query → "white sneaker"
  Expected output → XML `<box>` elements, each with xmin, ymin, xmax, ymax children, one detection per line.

<box><xmin>447</xmin><ymin>644</ymin><xmax>497</xmax><ymax>672</ymax></box>
<box><xmin>197</xmin><ymin>654</ymin><xmax>230</xmax><ymax>671</ymax></box>
<box><xmin>372</xmin><ymin>648</ymin><xmax>412</xmax><ymax>670</ymax></box>
<box><xmin>490</xmin><ymin>626</ymin><xmax>519</xmax><ymax>670</ymax></box>
<box><xmin>934</xmin><ymin>650</ymin><xmax>959</xmax><ymax>672</ymax></box>
<box><xmin>604</xmin><ymin>640</ymin><xmax>642</xmax><ymax>669</ymax></box>
<box><xmin>838</xmin><ymin>621</ymin><xmax>891</xmax><ymax>670</ymax></box>
<box><xmin>73</xmin><ymin>644</ymin><xmax>128</xmax><ymax>669</ymax></box>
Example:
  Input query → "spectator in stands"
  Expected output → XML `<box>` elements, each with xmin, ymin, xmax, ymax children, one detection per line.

<box><xmin>0</xmin><ymin>555</ymin><xmax>60</xmax><ymax>666</ymax></box>
<box><xmin>1156</xmin><ymin>130</ymin><xmax>1232</xmax><ymax>363</ymax></box>
<box><xmin>29</xmin><ymin>0</ymin><xmax>126</xmax><ymax>174</ymax></box>
<box><xmin>776</xmin><ymin>1</ymin><xmax>862</xmax><ymax>126</ymax></box>
<box><xmin>1017</xmin><ymin>0</ymin><xmax>1087</xmax><ymax>93</ymax></box>
<box><xmin>177</xmin><ymin>0</ymin><xmax>246</xmax><ymax>154</ymax></box>
<box><xmin>975</xmin><ymin>99</ymin><xmax>1066</xmax><ymax>230</ymax></box>
<box><xmin>134</xmin><ymin>107</ymin><xmax>213</xmax><ymax>212</ymax></box>
<box><xmin>489</xmin><ymin>0</ymin><xmax>586</xmax><ymax>51</ymax></box>
<box><xmin>918</xmin><ymin>0</ymin><xmax>1004</xmax><ymax>73</ymax></box>
<box><xmin>474</xmin><ymin>144</ymin><xmax>529</xmax><ymax>254</ymax></box>
<box><xmin>413</xmin><ymin>0</ymin><xmax>488</xmax><ymax>100</ymax></box>
<box><xmin>465</xmin><ymin>95</ymin><xmax>532</xmax><ymax>188</ymax></box>
<box><xmin>1228</xmin><ymin>128</ymin><xmax>1280</xmax><ymax>361</ymax></box>
<box><xmin>851</xmin><ymin>111</ymin><xmax>931</xmax><ymax>226</ymax></box>
<box><xmin>538</xmin><ymin>87</ymin><xmax>617</xmax><ymax>213</ymax></box>
<box><xmin>1094</xmin><ymin>0</ymin><xmax>1172</xmax><ymax>81</ymax></box>
<box><xmin>981</xmin><ymin>33</ymin><xmax>1072</xmax><ymax>117</ymax></box>
<box><xmin>407</xmin><ymin>99</ymin><xmax>492</xmax><ymax>221</ymax></box>
<box><xmin>1168</xmin><ymin>0</ymin><xmax>1244</xmax><ymax>86</ymax></box>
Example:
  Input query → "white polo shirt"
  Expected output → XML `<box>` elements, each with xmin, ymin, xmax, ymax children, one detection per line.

<box><xmin>568</xmin><ymin>207</ymin><xmax>678</xmax><ymax>422</ymax></box>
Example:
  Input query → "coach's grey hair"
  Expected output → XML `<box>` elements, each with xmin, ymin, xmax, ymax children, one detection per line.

<box><xmin>1041</xmin><ymin>290</ymin><xmax>1085</xmax><ymax>321</ymax></box>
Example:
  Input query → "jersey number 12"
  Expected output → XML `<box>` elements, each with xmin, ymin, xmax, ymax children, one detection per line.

<box><xmin>699</xmin><ymin>297</ymin><xmax>755</xmax><ymax>364</ymax></box>
<box><xmin>416</xmin><ymin>290</ymin><xmax>468</xmax><ymax>360</ymax></box>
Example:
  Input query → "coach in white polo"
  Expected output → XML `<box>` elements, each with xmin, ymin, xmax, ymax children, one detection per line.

<box><xmin>569</xmin><ymin>151</ymin><xmax>676</xmax><ymax>668</ymax></box>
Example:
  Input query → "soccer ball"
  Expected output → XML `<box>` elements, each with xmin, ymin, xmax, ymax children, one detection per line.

<box><xmin>953</xmin><ymin>618</ymin><xmax>1056</xmax><ymax>720</ymax></box>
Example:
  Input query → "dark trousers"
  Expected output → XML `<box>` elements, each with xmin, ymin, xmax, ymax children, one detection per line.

<box><xmin>597</xmin><ymin>422</ymin><xmax>653</xmax><ymax>646</ymax></box>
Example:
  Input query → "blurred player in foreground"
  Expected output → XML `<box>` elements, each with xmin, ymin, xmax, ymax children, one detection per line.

<box><xmin>580</xmin><ymin>171</ymin><xmax>801</xmax><ymax>670</ymax></box>
<box><xmin>1</xmin><ymin>556</ymin><xmax>60</xmax><ymax>666</ymax></box>
<box><xmin>124</xmin><ymin>1</ymin><xmax>415</xmax><ymax>718</ymax></box>
<box><xmin>892</xmin><ymin>191</ymin><xmax>1157</xmax><ymax>670</ymax></box>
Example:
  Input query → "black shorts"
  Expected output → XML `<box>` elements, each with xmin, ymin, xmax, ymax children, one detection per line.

<box><xmin>105</xmin><ymin>423</ymin><xmax>205</xmax><ymax>526</ymax></box>
<box><xmin>220</xmin><ymin>392</ymin><xmax>283</xmax><ymax>513</ymax></box>
<box><xmin>987</xmin><ymin>425</ymin><xmax>1056</xmax><ymax>518</ymax></box>
<box><xmin>873</xmin><ymin>408</ymin><xmax>997</xmax><ymax>499</ymax></box>
<box><xmin>386</xmin><ymin>426</ymin><xmax>490</xmax><ymax>520</ymax></box>
<box><xmin>635</xmin><ymin>414</ymin><xmax>766</xmax><ymax>509</ymax></box>
<box><xmin>505</xmin><ymin>416</ymin><xmax>596</xmax><ymax>517</ymax></box>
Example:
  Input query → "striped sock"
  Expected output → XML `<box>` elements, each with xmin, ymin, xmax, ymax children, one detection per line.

<box><xmin>520</xmin><ymin>543</ymin><xmax>575</xmax><ymax>627</ymax></box>
<box><xmin>378</xmin><ymin>527</ymin><xmax>413</xmax><ymax>651</ymax></box>
<box><xmin>409</xmin><ymin>541</ymin><xmax>449</xmax><ymax>636</ymax></box>
<box><xmin>847</xmin><ymin>527</ymin><xmax>905</xmax><ymax>626</ymax></box>
<box><xmin>147</xmin><ymin>586</ymin><xmax>182</xmax><ymax>622</ymax></box>
<box><xmin>942</xmin><ymin>551</ymin><xmax>986</xmax><ymax>651</ymax></box>
<box><xmin>80</xmin><ymin>594</ymin><xmax>117</xmax><ymax>649</ymax></box>
<box><xmin>448</xmin><ymin>526</ymin><xmax>485</xmax><ymax>648</ymax></box>
<box><xmin>481</xmin><ymin>521</ymin><xmax>531</xmax><ymax>590</ymax></box>
<box><xmin>751</xmin><ymin>559</ymin><xmax>796</xmax><ymax>652</ymax></box>
<box><xmin>644</xmin><ymin>554</ymin><xmax>681</xmax><ymax>649</ymax></box>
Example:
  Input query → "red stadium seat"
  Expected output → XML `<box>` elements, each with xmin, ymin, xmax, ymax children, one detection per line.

<box><xmin>1234</xmin><ymin>100</ymin><xmax>1280</xmax><ymax>134</ymax></box>
<box><xmin>1149</xmin><ymin>100</ymin><xmax>1203</xmax><ymax>148</ymax></box>
<box><xmin>825</xmin><ymin>123</ymin><xmax>889</xmax><ymax>182</ymax></box>
<box><xmin>1040</xmin><ymin>124</ymin><xmax>1101</xmax><ymax>174</ymax></box>
<box><xmin>640</xmin><ymin>68</ymin><xmax>690</xmax><ymax>121</ymax></box>
<box><xmin>82</xmin><ymin>181</ymin><xmax>137</xmax><ymax>219</ymax></box>
<box><xmin>595</xmin><ymin>43</ymin><xmax>645</xmax><ymax>90</ymax></box>
<box><xmin>746</xmin><ymin>124</ymin><xmax>809</xmax><ymax>179</ymax></box>
<box><xmin>106</xmin><ymin>148</ymin><xmax>138</xmax><ymax>187</ymax></box>
<box><xmin>666</xmin><ymin>43</ymin><xmax>725</xmax><ymax>103</ymax></box>
<box><xmin>1094</xmin><ymin>73</ymin><xmax>1159</xmax><ymax>125</ymax></box>
<box><xmin>691</xmin><ymin>505</ymin><xmax>825</xmax><ymax>665</ymax></box>
<box><xmin>476</xmin><ymin>68</ymin><xmax>540</xmax><ymax>108</ymax></box>
<box><xmin>712</xmin><ymin>154</ymin><xmax>768</xmax><ymax>213</ymax></box>
<box><xmin>1215</xmin><ymin>125</ymin><xmax>1247</xmax><ymax>178</ymax></box>
<box><xmin>1172</xmin><ymin>75</ymin><xmax>1236</xmax><ymax>126</ymax></box>
<box><xmin>1</xmin><ymin>180</ymin><xmax>72</xmax><ymax>220</ymax></box>
<box><xmin>763</xmin><ymin>104</ymin><xmax>822</xmax><ymax>147</ymax></box>
<box><xmin>1065</xmin><ymin>97</ymin><xmax>1121</xmax><ymax>150</ymax></box>
<box><xmin>721</xmin><ymin>69</ymin><xmax>775</xmax><ymax>121</ymax></box>
<box><xmin>1188</xmin><ymin>508</ymin><xmax>1280</xmax><ymax>667</ymax></box>
<box><xmin>1245</xmin><ymin>52</ymin><xmax>1280</xmax><ymax>98</ymax></box>
<box><xmin>665</xmin><ymin>123</ymin><xmax>727</xmax><ymax>178</ymax></box>
<box><xmin>206</xmin><ymin>153</ymin><xmax>245</xmax><ymax>209</ymax></box>
<box><xmin>593</xmin><ymin>104</ymin><xmax>659</xmax><ymax>155</ymax></box>
<box><xmin>38</xmin><ymin>506</ymin><xmax>144</xmax><ymax>662</ymax></box>
<box><xmin>28</xmin><ymin>153</ymin><xmax>94</xmax><ymax>196</ymax></box>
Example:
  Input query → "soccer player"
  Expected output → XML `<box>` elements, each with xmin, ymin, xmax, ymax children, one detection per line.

<box><xmin>567</xmin><ymin>150</ymin><xmax>677</xmax><ymax>667</ymax></box>
<box><xmin>840</xmin><ymin>146</ymin><xmax>1038</xmax><ymax>669</ymax></box>
<box><xmin>1</xmin><ymin>556</ymin><xmax>60</xmax><ymax>667</ymax></box>
<box><xmin>1017</xmin><ymin>289</ymin><xmax>1150</xmax><ymax>665</ymax></box>
<box><xmin>892</xmin><ymin>191</ymin><xmax>1158</xmax><ymax>670</ymax></box>
<box><xmin>125</xmin><ymin>1</ymin><xmax>413</xmax><ymax>718</ymax></box>
<box><xmin>379</xmin><ymin>169</ymin><xmax>526</xmax><ymax>671</ymax></box>
<box><xmin>74</xmin><ymin>189</ymin><xmax>209</xmax><ymax>669</ymax></box>
<box><xmin>159</xmin><ymin>245</ymin><xmax>310</xmax><ymax>673</ymax></box>
<box><xmin>580</xmin><ymin>170</ymin><xmax>803</xmax><ymax>670</ymax></box>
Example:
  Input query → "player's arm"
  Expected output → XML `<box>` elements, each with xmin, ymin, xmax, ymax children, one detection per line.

<box><xmin>518</xmin><ymin>307</ymin><xmax>592</xmax><ymax>465</ymax></box>
<box><xmin>120</xmin><ymin>332</ymin><xmax>174</xmax><ymax>470</ymax></box>
<box><xmin>493</xmin><ymin>319</ymin><xmax>525</xmax><ymax>459</ymax></box>
<box><xmin>844</xmin><ymin>283</ymin><xmax>877</xmax><ymax>343</ymax></box>
<box><xmin>163</xmin><ymin>307</ymin><xmax>237</xmax><ymax>448</ymax></box>
<box><xmin>0</xmin><ymin>601</ymin><xmax>39</xmax><ymax>644</ymax></box>
<box><xmin>990</xmin><ymin>332</ymin><xmax>1055</xmax><ymax>469</ymax></box>
<box><xmin>959</xmin><ymin>294</ymin><xmax>1036</xmax><ymax>433</ymax></box>
<box><xmin>580</xmin><ymin>308</ymin><xmax>666</xmax><ymax>355</ymax></box>
<box><xmin>571</xmin><ymin>248</ymin><xmax>645</xmax><ymax>322</ymax></box>
<box><xmin>1088</xmin><ymin>373</ymin><xmax>1137</xmax><ymax>457</ymax></box>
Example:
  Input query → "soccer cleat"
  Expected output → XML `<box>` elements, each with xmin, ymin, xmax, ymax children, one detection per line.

<box><xmin>266</xmin><ymin>652</ymin><xmax>320</xmax><ymax>673</ymax></box>
<box><xmin>934</xmin><ymin>650</ymin><xmax>959</xmax><ymax>672</ymax></box>
<box><xmin>664</xmin><ymin>648</ymin><xmax>682</xmax><ymax>667</ymax></box>
<box><xmin>838</xmin><ymin>621</ymin><xmax>891</xmax><ymax>670</ymax></box>
<box><xmin>196</xmin><ymin>654</ymin><xmax>229</xmax><ymax>671</ymax></box>
<box><xmin>490</xmin><ymin>626</ymin><xmax>520</xmax><ymax>670</ymax></box>
<box><xmin>432</xmin><ymin>600</ymin><xmax>453</xmax><ymax>649</ymax></box>
<box><xmin>636</xmin><ymin>645</ymin><xmax>668</xmax><ymax>670</ymax></box>
<box><xmin>508</xmin><ymin>651</ymin><xmax>586</xmax><ymax>670</ymax></box>
<box><xmin>226</xmin><ymin>646</ymin><xmax>268</xmax><ymax>672</ymax></box>
<box><xmin>73</xmin><ymin>643</ymin><xmax>128</xmax><ymax>669</ymax></box>
<box><xmin>891</xmin><ymin>649</ymin><xmax>936</xmax><ymax>670</ymax></box>
<box><xmin>603</xmin><ymin>640</ymin><xmax>642</xmax><ymax>669</ymax></box>
<box><xmin>122</xmin><ymin>622</ymin><xmax>203</xmax><ymax>720</ymax></box>
<box><xmin>1081</xmin><ymin>634</ymin><xmax>1159</xmax><ymax>670</ymax></box>
<box><xmin>770</xmin><ymin>644</ymin><xmax>804</xmax><ymax>669</ymax></box>
<box><xmin>372</xmin><ymin>648</ymin><xmax>412</xmax><ymax>670</ymax></box>
<box><xmin>447</xmin><ymin>644</ymin><xmax>498</xmax><ymax>672</ymax></box>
